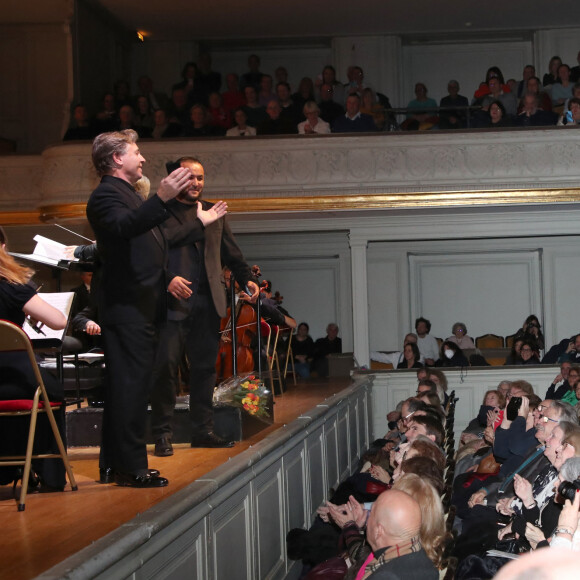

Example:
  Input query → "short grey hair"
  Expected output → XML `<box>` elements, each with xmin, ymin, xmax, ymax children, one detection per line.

<box><xmin>552</xmin><ymin>400</ymin><xmax>579</xmax><ymax>425</ymax></box>
<box><xmin>560</xmin><ymin>457</ymin><xmax>580</xmax><ymax>482</ymax></box>
<box><xmin>92</xmin><ymin>129</ymin><xmax>138</xmax><ymax>177</ymax></box>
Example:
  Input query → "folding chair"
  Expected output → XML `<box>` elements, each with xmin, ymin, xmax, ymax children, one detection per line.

<box><xmin>279</xmin><ymin>326</ymin><xmax>297</xmax><ymax>386</ymax></box>
<box><xmin>0</xmin><ymin>320</ymin><xmax>77</xmax><ymax>511</ymax></box>
<box><xmin>264</xmin><ymin>323</ymin><xmax>285</xmax><ymax>395</ymax></box>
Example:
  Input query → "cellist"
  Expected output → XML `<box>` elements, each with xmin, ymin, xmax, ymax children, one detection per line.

<box><xmin>150</xmin><ymin>156</ymin><xmax>259</xmax><ymax>455</ymax></box>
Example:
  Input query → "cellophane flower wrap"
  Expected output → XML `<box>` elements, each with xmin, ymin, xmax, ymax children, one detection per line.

<box><xmin>213</xmin><ymin>373</ymin><xmax>271</xmax><ymax>419</ymax></box>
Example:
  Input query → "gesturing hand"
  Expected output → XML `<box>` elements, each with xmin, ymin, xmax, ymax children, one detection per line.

<box><xmin>168</xmin><ymin>276</ymin><xmax>192</xmax><ymax>300</ymax></box>
<box><xmin>197</xmin><ymin>200</ymin><xmax>228</xmax><ymax>227</ymax></box>
<box><xmin>157</xmin><ymin>167</ymin><xmax>193</xmax><ymax>202</ymax></box>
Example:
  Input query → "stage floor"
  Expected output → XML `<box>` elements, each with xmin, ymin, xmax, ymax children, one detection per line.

<box><xmin>0</xmin><ymin>376</ymin><xmax>351</xmax><ymax>580</ymax></box>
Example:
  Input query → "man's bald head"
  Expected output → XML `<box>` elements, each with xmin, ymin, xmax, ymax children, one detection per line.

<box><xmin>366</xmin><ymin>489</ymin><xmax>422</xmax><ymax>551</ymax></box>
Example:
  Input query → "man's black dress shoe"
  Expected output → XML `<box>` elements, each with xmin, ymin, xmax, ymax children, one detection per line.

<box><xmin>191</xmin><ymin>431</ymin><xmax>235</xmax><ymax>448</ymax></box>
<box><xmin>154</xmin><ymin>436</ymin><xmax>174</xmax><ymax>457</ymax></box>
<box><xmin>100</xmin><ymin>467</ymin><xmax>160</xmax><ymax>484</ymax></box>
<box><xmin>115</xmin><ymin>472</ymin><xmax>169</xmax><ymax>488</ymax></box>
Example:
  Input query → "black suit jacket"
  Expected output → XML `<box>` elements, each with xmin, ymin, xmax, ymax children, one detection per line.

<box><xmin>86</xmin><ymin>175</ymin><xmax>172</xmax><ymax>326</ymax></box>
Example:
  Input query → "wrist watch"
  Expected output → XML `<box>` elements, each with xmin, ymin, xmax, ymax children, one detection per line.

<box><xmin>554</xmin><ymin>527</ymin><xmax>574</xmax><ymax>536</ymax></box>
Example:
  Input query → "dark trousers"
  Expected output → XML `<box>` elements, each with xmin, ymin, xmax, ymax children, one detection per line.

<box><xmin>150</xmin><ymin>294</ymin><xmax>220</xmax><ymax>439</ymax></box>
<box><xmin>100</xmin><ymin>322</ymin><xmax>158</xmax><ymax>475</ymax></box>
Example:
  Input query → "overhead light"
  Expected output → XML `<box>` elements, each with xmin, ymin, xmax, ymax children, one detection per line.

<box><xmin>136</xmin><ymin>30</ymin><xmax>145</xmax><ymax>42</ymax></box>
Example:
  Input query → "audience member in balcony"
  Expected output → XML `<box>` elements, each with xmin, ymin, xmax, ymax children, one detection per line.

<box><xmin>543</xmin><ymin>55</ymin><xmax>563</xmax><ymax>87</ymax></box>
<box><xmin>292</xmin><ymin>77</ymin><xmax>315</xmax><ymax>111</ymax></box>
<box><xmin>242</xmin><ymin>85</ymin><xmax>267</xmax><ymax>128</ymax></box>
<box><xmin>402</xmin><ymin>82</ymin><xmax>438</xmax><ymax>131</ymax></box>
<box><xmin>546</xmin><ymin>361</ymin><xmax>573</xmax><ymax>400</ymax></box>
<box><xmin>439</xmin><ymin>80</ymin><xmax>469</xmax><ymax>129</ymax></box>
<box><xmin>360</xmin><ymin>87</ymin><xmax>386</xmax><ymax>130</ymax></box>
<box><xmin>195</xmin><ymin>53</ymin><xmax>221</xmax><ymax>103</ymax></box>
<box><xmin>517</xmin><ymin>65</ymin><xmax>536</xmax><ymax>98</ymax></box>
<box><xmin>257</xmin><ymin>74</ymin><xmax>275</xmax><ymax>107</ymax></box>
<box><xmin>473</xmin><ymin>66</ymin><xmax>510</xmax><ymax>101</ymax></box>
<box><xmin>134</xmin><ymin>96</ymin><xmax>154</xmax><ymax>131</ymax></box>
<box><xmin>207</xmin><ymin>92</ymin><xmax>231</xmax><ymax>133</ymax></box>
<box><xmin>240</xmin><ymin>53</ymin><xmax>263</xmax><ymax>91</ymax></box>
<box><xmin>317</xmin><ymin>83</ymin><xmax>345</xmax><ymax>125</ymax></box>
<box><xmin>557</xmin><ymin>97</ymin><xmax>580</xmax><ymax>126</ymax></box>
<box><xmin>225</xmin><ymin>108</ymin><xmax>256</xmax><ymax>137</ymax></box>
<box><xmin>274</xmin><ymin>66</ymin><xmax>289</xmax><ymax>86</ymax></box>
<box><xmin>291</xmin><ymin>322</ymin><xmax>314</xmax><ymax>378</ymax></box>
<box><xmin>257</xmin><ymin>100</ymin><xmax>297</xmax><ymax>135</ymax></box>
<box><xmin>314</xmin><ymin>65</ymin><xmax>344</xmax><ymax>105</ymax></box>
<box><xmin>297</xmin><ymin>101</ymin><xmax>330</xmax><ymax>134</ymax></box>
<box><xmin>504</xmin><ymin>337</ymin><xmax>524</xmax><ymax>365</ymax></box>
<box><xmin>113</xmin><ymin>80</ymin><xmax>132</xmax><ymax>109</ymax></box>
<box><xmin>515</xmin><ymin>93</ymin><xmax>558</xmax><ymax>127</ymax></box>
<box><xmin>117</xmin><ymin>105</ymin><xmax>152</xmax><ymax>138</ymax></box>
<box><xmin>517</xmin><ymin>339</ymin><xmax>541</xmax><ymax>365</ymax></box>
<box><xmin>514</xmin><ymin>314</ymin><xmax>545</xmax><ymax>350</ymax></box>
<box><xmin>481</xmin><ymin>77</ymin><xmax>518</xmax><ymax>117</ymax></box>
<box><xmin>332</xmin><ymin>94</ymin><xmax>377</xmax><ymax>133</ymax></box>
<box><xmin>520</xmin><ymin>75</ymin><xmax>553</xmax><ymax>113</ymax></box>
<box><xmin>343</xmin><ymin>65</ymin><xmax>364</xmax><ymax>100</ymax></box>
<box><xmin>63</xmin><ymin>104</ymin><xmax>95</xmax><ymax>141</ymax></box>
<box><xmin>311</xmin><ymin>323</ymin><xmax>342</xmax><ymax>378</ymax></box>
<box><xmin>552</xmin><ymin>64</ymin><xmax>574</xmax><ymax>108</ymax></box>
<box><xmin>371</xmin><ymin>333</ymin><xmax>423</xmax><ymax>368</ymax></box>
<box><xmin>94</xmin><ymin>92</ymin><xmax>118</xmax><ymax>134</ymax></box>
<box><xmin>277</xmin><ymin>82</ymin><xmax>303</xmax><ymax>125</ymax></box>
<box><xmin>172</xmin><ymin>62</ymin><xmax>204</xmax><ymax>107</ymax></box>
<box><xmin>167</xmin><ymin>87</ymin><xmax>190</xmax><ymax>127</ymax></box>
<box><xmin>221</xmin><ymin>73</ymin><xmax>245</xmax><ymax>114</ymax></box>
<box><xmin>183</xmin><ymin>104</ymin><xmax>217</xmax><ymax>137</ymax></box>
<box><xmin>151</xmin><ymin>109</ymin><xmax>182</xmax><ymax>139</ymax></box>
<box><xmin>397</xmin><ymin>342</ymin><xmax>424</xmax><ymax>370</ymax></box>
<box><xmin>136</xmin><ymin>75</ymin><xmax>168</xmax><ymax>112</ymax></box>
<box><xmin>571</xmin><ymin>50</ymin><xmax>580</xmax><ymax>83</ymax></box>
<box><xmin>483</xmin><ymin>100</ymin><xmax>514</xmax><ymax>128</ymax></box>
<box><xmin>436</xmin><ymin>340</ymin><xmax>469</xmax><ymax>368</ymax></box>
<box><xmin>446</xmin><ymin>322</ymin><xmax>475</xmax><ymax>350</ymax></box>
<box><xmin>561</xmin><ymin>367</ymin><xmax>580</xmax><ymax>405</ymax></box>
<box><xmin>414</xmin><ymin>317</ymin><xmax>439</xmax><ymax>366</ymax></box>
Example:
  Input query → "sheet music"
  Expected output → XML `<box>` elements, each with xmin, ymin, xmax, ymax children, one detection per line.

<box><xmin>22</xmin><ymin>292</ymin><xmax>75</xmax><ymax>343</ymax></box>
<box><xmin>32</xmin><ymin>235</ymin><xmax>77</xmax><ymax>262</ymax></box>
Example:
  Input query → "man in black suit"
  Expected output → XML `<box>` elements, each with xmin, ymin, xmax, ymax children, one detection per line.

<box><xmin>150</xmin><ymin>157</ymin><xmax>259</xmax><ymax>455</ymax></box>
<box><xmin>86</xmin><ymin>130</ymin><xmax>225</xmax><ymax>487</ymax></box>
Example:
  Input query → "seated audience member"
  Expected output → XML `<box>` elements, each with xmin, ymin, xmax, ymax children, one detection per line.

<box><xmin>552</xmin><ymin>63</ymin><xmax>573</xmax><ymax>108</ymax></box>
<box><xmin>371</xmin><ymin>332</ymin><xmax>422</xmax><ymax>368</ymax></box>
<box><xmin>353</xmin><ymin>488</ymin><xmax>439</xmax><ymax>579</ymax></box>
<box><xmin>342</xmin><ymin>65</ymin><xmax>365</xmax><ymax>100</ymax></box>
<box><xmin>473</xmin><ymin>66</ymin><xmax>510</xmax><ymax>100</ymax></box>
<box><xmin>546</xmin><ymin>361</ymin><xmax>573</xmax><ymax>400</ymax></box>
<box><xmin>571</xmin><ymin>50</ymin><xmax>580</xmax><ymax>83</ymax></box>
<box><xmin>135</xmin><ymin>75</ymin><xmax>168</xmax><ymax>112</ymax></box>
<box><xmin>221</xmin><ymin>73</ymin><xmax>245</xmax><ymax>114</ymax></box>
<box><xmin>167</xmin><ymin>87</ymin><xmax>190</xmax><ymax>127</ymax></box>
<box><xmin>257</xmin><ymin>74</ymin><xmax>276</xmax><ymax>107</ymax></box>
<box><xmin>257</xmin><ymin>100</ymin><xmax>297</xmax><ymax>135</ymax></box>
<box><xmin>462</xmin><ymin>389</ymin><xmax>506</xmax><ymax>442</ymax></box>
<box><xmin>0</xmin><ymin>227</ymin><xmax>68</xmax><ymax>491</ymax></box>
<box><xmin>398</xmin><ymin>342</ymin><xmax>423</xmax><ymax>369</ymax></box>
<box><xmin>117</xmin><ymin>105</ymin><xmax>151</xmax><ymax>138</ymax></box>
<box><xmin>113</xmin><ymin>79</ymin><xmax>131</xmax><ymax>109</ymax></box>
<box><xmin>504</xmin><ymin>337</ymin><xmax>524</xmax><ymax>365</ymax></box>
<box><xmin>297</xmin><ymin>101</ymin><xmax>330</xmax><ymax>134</ymax></box>
<box><xmin>549</xmin><ymin>457</ymin><xmax>580</xmax><ymax>550</ymax></box>
<box><xmin>292</xmin><ymin>77</ymin><xmax>315</xmax><ymax>111</ymax></box>
<box><xmin>561</xmin><ymin>366</ymin><xmax>580</xmax><ymax>405</ymax></box>
<box><xmin>274</xmin><ymin>66</ymin><xmax>289</xmax><ymax>86</ymax></box>
<box><xmin>172</xmin><ymin>61</ymin><xmax>204</xmax><ymax>107</ymax></box>
<box><xmin>206</xmin><ymin>92</ymin><xmax>231</xmax><ymax>134</ymax></box>
<box><xmin>183</xmin><ymin>104</ymin><xmax>216</xmax><ymax>137</ymax></box>
<box><xmin>415</xmin><ymin>316</ymin><xmax>439</xmax><ymax>366</ymax></box>
<box><xmin>63</xmin><ymin>104</ymin><xmax>95</xmax><ymax>141</ymax></box>
<box><xmin>291</xmin><ymin>322</ymin><xmax>314</xmax><ymax>378</ymax></box>
<box><xmin>225</xmin><ymin>108</ymin><xmax>256</xmax><ymax>137</ymax></box>
<box><xmin>311</xmin><ymin>323</ymin><xmax>342</xmax><ymax>378</ymax></box>
<box><xmin>405</xmin><ymin>415</ymin><xmax>444</xmax><ymax>446</ymax></box>
<box><xmin>517</xmin><ymin>339</ymin><xmax>541</xmax><ymax>365</ymax></box>
<box><xmin>446</xmin><ymin>321</ymin><xmax>475</xmax><ymax>350</ymax></box>
<box><xmin>314</xmin><ymin>65</ymin><xmax>345</xmax><ymax>104</ymax></box>
<box><xmin>514</xmin><ymin>314</ymin><xmax>545</xmax><ymax>350</ymax></box>
<box><xmin>151</xmin><ymin>109</ymin><xmax>182</xmax><ymax>139</ymax></box>
<box><xmin>543</xmin><ymin>55</ymin><xmax>562</xmax><ymax>87</ymax></box>
<box><xmin>557</xmin><ymin>96</ymin><xmax>580</xmax><ymax>126</ymax></box>
<box><xmin>439</xmin><ymin>80</ymin><xmax>469</xmax><ymax>129</ymax></box>
<box><xmin>241</xmin><ymin>86</ymin><xmax>267</xmax><ymax>128</ymax></box>
<box><xmin>519</xmin><ymin>76</ymin><xmax>552</xmax><ymax>112</ymax></box>
<box><xmin>427</xmin><ymin>368</ymin><xmax>448</xmax><ymax>403</ymax></box>
<box><xmin>134</xmin><ymin>96</ymin><xmax>154</xmax><ymax>131</ymax></box>
<box><xmin>318</xmin><ymin>83</ymin><xmax>345</xmax><ymax>126</ymax></box>
<box><xmin>332</xmin><ymin>94</ymin><xmax>377</xmax><ymax>133</ymax></box>
<box><xmin>240</xmin><ymin>53</ymin><xmax>263</xmax><ymax>91</ymax></box>
<box><xmin>475</xmin><ymin>99</ymin><xmax>514</xmax><ymax>128</ymax></box>
<box><xmin>403</xmin><ymin>82</ymin><xmax>438</xmax><ymax>130</ymax></box>
<box><xmin>93</xmin><ymin>92</ymin><xmax>118</xmax><ymax>134</ymax></box>
<box><xmin>517</xmin><ymin>65</ymin><xmax>536</xmax><ymax>98</ymax></box>
<box><xmin>436</xmin><ymin>340</ymin><xmax>469</xmax><ymax>368</ymax></box>
<box><xmin>276</xmin><ymin>82</ymin><xmax>302</xmax><ymax>125</ymax></box>
<box><xmin>515</xmin><ymin>92</ymin><xmax>558</xmax><ymax>126</ymax></box>
<box><xmin>195</xmin><ymin>53</ymin><xmax>222</xmax><ymax>103</ymax></box>
<box><xmin>360</xmin><ymin>87</ymin><xmax>386</xmax><ymax>130</ymax></box>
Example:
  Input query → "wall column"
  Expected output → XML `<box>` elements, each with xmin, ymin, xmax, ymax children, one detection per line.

<box><xmin>349</xmin><ymin>231</ymin><xmax>370</xmax><ymax>368</ymax></box>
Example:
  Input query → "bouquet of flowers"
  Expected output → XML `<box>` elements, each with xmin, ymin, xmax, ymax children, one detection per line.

<box><xmin>213</xmin><ymin>373</ymin><xmax>272</xmax><ymax>421</ymax></box>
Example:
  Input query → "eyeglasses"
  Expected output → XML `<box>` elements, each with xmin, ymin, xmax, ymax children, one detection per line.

<box><xmin>521</xmin><ymin>347</ymin><xmax>533</xmax><ymax>353</ymax></box>
<box><xmin>540</xmin><ymin>416</ymin><xmax>558</xmax><ymax>424</ymax></box>
<box><xmin>404</xmin><ymin>410</ymin><xmax>415</xmax><ymax>420</ymax></box>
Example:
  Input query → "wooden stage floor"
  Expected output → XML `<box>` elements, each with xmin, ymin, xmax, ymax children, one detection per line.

<box><xmin>0</xmin><ymin>377</ymin><xmax>351</xmax><ymax>580</ymax></box>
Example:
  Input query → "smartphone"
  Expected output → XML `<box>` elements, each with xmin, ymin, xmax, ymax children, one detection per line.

<box><xmin>165</xmin><ymin>160</ymin><xmax>180</xmax><ymax>175</ymax></box>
